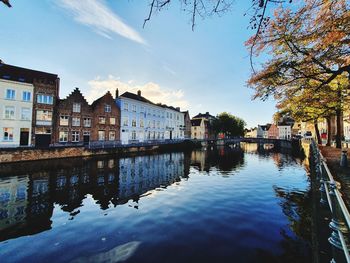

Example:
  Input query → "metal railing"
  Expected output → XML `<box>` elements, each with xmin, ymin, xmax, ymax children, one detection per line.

<box><xmin>87</xmin><ymin>139</ymin><xmax>186</xmax><ymax>149</ymax></box>
<box><xmin>310</xmin><ymin>140</ymin><xmax>350</xmax><ymax>263</ymax></box>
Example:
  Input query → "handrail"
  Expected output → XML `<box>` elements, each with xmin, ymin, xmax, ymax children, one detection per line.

<box><xmin>310</xmin><ymin>140</ymin><xmax>350</xmax><ymax>262</ymax></box>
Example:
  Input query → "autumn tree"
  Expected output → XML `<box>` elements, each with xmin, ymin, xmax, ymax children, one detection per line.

<box><xmin>247</xmin><ymin>0</ymin><xmax>350</xmax><ymax>148</ymax></box>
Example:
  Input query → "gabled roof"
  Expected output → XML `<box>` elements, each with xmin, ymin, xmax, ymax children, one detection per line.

<box><xmin>91</xmin><ymin>91</ymin><xmax>114</xmax><ymax>109</ymax></box>
<box><xmin>193</xmin><ymin>112</ymin><xmax>215</xmax><ymax>119</ymax></box>
<box><xmin>0</xmin><ymin>63</ymin><xmax>58</xmax><ymax>84</ymax></box>
<box><xmin>258</xmin><ymin>124</ymin><xmax>271</xmax><ymax>131</ymax></box>
<box><xmin>191</xmin><ymin>119</ymin><xmax>202</xmax><ymax>126</ymax></box>
<box><xmin>120</xmin><ymin>91</ymin><xmax>155</xmax><ymax>105</ymax></box>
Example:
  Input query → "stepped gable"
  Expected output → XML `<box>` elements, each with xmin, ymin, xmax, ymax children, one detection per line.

<box><xmin>59</xmin><ymin>87</ymin><xmax>91</xmax><ymax>108</ymax></box>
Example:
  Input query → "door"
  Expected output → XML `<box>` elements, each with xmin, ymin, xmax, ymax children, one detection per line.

<box><xmin>35</xmin><ymin>134</ymin><xmax>51</xmax><ymax>148</ymax></box>
<box><xmin>20</xmin><ymin>129</ymin><xmax>29</xmax><ymax>146</ymax></box>
<box><xmin>170</xmin><ymin>131</ymin><xmax>172</xmax><ymax>140</ymax></box>
<box><xmin>83</xmin><ymin>135</ymin><xmax>90</xmax><ymax>144</ymax></box>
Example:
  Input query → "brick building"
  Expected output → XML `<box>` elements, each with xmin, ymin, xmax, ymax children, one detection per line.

<box><xmin>91</xmin><ymin>91</ymin><xmax>120</xmax><ymax>141</ymax></box>
<box><xmin>0</xmin><ymin>63</ymin><xmax>59</xmax><ymax>147</ymax></box>
<box><xmin>55</xmin><ymin>88</ymin><xmax>93</xmax><ymax>144</ymax></box>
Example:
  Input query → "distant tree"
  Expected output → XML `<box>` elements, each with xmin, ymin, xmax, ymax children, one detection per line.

<box><xmin>212</xmin><ymin>112</ymin><xmax>246</xmax><ymax>137</ymax></box>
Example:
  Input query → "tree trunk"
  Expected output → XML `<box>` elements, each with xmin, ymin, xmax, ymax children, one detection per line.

<box><xmin>314</xmin><ymin>121</ymin><xmax>322</xmax><ymax>144</ymax></box>
<box><xmin>336</xmin><ymin>109</ymin><xmax>342</xmax><ymax>149</ymax></box>
<box><xmin>326</xmin><ymin>117</ymin><xmax>332</xmax><ymax>146</ymax></box>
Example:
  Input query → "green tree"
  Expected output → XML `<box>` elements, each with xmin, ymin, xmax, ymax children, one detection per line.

<box><xmin>212</xmin><ymin>112</ymin><xmax>246</xmax><ymax>137</ymax></box>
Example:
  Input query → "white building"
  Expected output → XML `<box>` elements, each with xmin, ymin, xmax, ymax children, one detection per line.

<box><xmin>164</xmin><ymin>106</ymin><xmax>185</xmax><ymax>140</ymax></box>
<box><xmin>0</xmin><ymin>79</ymin><xmax>33</xmax><ymax>147</ymax></box>
<box><xmin>116</xmin><ymin>90</ymin><xmax>185</xmax><ymax>144</ymax></box>
<box><xmin>278</xmin><ymin>123</ymin><xmax>292</xmax><ymax>139</ymax></box>
<box><xmin>257</xmin><ymin>124</ymin><xmax>270</xmax><ymax>138</ymax></box>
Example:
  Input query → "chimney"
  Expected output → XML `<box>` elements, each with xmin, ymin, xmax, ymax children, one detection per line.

<box><xmin>115</xmin><ymin>88</ymin><xmax>119</xmax><ymax>99</ymax></box>
<box><xmin>176</xmin><ymin>107</ymin><xmax>180</xmax><ymax>111</ymax></box>
<box><xmin>206</xmin><ymin>112</ymin><xmax>209</xmax><ymax>115</ymax></box>
<box><xmin>137</xmin><ymin>90</ymin><xmax>141</xmax><ymax>97</ymax></box>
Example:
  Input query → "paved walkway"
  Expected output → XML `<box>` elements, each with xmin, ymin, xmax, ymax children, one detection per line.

<box><xmin>320</xmin><ymin>146</ymin><xmax>350</xmax><ymax>204</ymax></box>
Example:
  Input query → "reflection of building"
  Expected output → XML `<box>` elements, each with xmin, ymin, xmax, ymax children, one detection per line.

<box><xmin>0</xmin><ymin>175</ymin><xmax>29</xmax><ymax>231</ymax></box>
<box><xmin>119</xmin><ymin>153</ymin><xmax>185</xmax><ymax>200</ymax></box>
<box><xmin>191</xmin><ymin>147</ymin><xmax>244</xmax><ymax>172</ymax></box>
<box><xmin>0</xmin><ymin>152</ymin><xmax>190</xmax><ymax>242</ymax></box>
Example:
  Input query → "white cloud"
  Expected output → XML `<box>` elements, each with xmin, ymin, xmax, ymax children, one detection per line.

<box><xmin>86</xmin><ymin>76</ymin><xmax>189</xmax><ymax>110</ymax></box>
<box><xmin>56</xmin><ymin>0</ymin><xmax>146</xmax><ymax>44</ymax></box>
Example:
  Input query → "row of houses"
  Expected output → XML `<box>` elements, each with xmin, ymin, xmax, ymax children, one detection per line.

<box><xmin>0</xmin><ymin>62</ymin><xmax>216</xmax><ymax>148</ymax></box>
<box><xmin>246</xmin><ymin>117</ymin><xmax>298</xmax><ymax>140</ymax></box>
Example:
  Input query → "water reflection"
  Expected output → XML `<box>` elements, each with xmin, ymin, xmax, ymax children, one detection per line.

<box><xmin>0</xmin><ymin>152</ymin><xmax>188</xmax><ymax>242</ymax></box>
<box><xmin>0</xmin><ymin>147</ymin><xmax>318</xmax><ymax>263</ymax></box>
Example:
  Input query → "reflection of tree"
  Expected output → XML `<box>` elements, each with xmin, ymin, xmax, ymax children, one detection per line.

<box><xmin>191</xmin><ymin>147</ymin><xmax>245</xmax><ymax>173</ymax></box>
<box><xmin>254</xmin><ymin>186</ymin><xmax>312</xmax><ymax>263</ymax></box>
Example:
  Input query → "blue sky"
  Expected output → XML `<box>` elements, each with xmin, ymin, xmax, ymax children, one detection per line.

<box><xmin>0</xmin><ymin>0</ymin><xmax>277</xmax><ymax>128</ymax></box>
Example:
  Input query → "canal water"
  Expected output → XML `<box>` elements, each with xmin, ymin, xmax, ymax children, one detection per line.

<box><xmin>0</xmin><ymin>145</ymin><xmax>314</xmax><ymax>263</ymax></box>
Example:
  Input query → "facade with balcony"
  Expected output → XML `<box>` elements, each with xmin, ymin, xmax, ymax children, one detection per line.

<box><xmin>0</xmin><ymin>79</ymin><xmax>34</xmax><ymax>147</ymax></box>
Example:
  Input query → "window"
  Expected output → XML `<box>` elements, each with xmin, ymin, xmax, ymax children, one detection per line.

<box><xmin>109</xmin><ymin>131</ymin><xmax>116</xmax><ymax>141</ymax></box>
<box><xmin>4</xmin><ymin>106</ymin><xmax>15</xmax><ymax>119</ymax></box>
<box><xmin>148</xmin><ymin>120</ymin><xmax>151</xmax><ymax>128</ymax></box>
<box><xmin>153</xmin><ymin>120</ymin><xmax>155</xmax><ymax>128</ymax></box>
<box><xmin>123</xmin><ymin>102</ymin><xmax>128</xmax><ymax>111</ymax></box>
<box><xmin>36</xmin><ymin>110</ymin><xmax>52</xmax><ymax>125</ymax></box>
<box><xmin>132</xmin><ymin>119</ymin><xmax>136</xmax><ymax>127</ymax></box>
<box><xmin>140</xmin><ymin>119</ymin><xmax>144</xmax><ymax>128</ymax></box>
<box><xmin>60</xmin><ymin>115</ymin><xmax>69</xmax><ymax>126</ymax></box>
<box><xmin>72</xmin><ymin>117</ymin><xmax>80</xmax><ymax>127</ymax></box>
<box><xmin>105</xmin><ymin>104</ymin><xmax>111</xmax><ymax>113</ymax></box>
<box><xmin>21</xmin><ymin>108</ymin><xmax>31</xmax><ymax>120</ymax></box>
<box><xmin>59</xmin><ymin>131</ymin><xmax>68</xmax><ymax>142</ymax></box>
<box><xmin>110</xmin><ymin>117</ymin><xmax>116</xmax><ymax>125</ymax></box>
<box><xmin>73</xmin><ymin>103</ymin><xmax>81</xmax><ymax>113</ymax></box>
<box><xmin>3</xmin><ymin>128</ymin><xmax>14</xmax><ymax>141</ymax></box>
<box><xmin>99</xmin><ymin>116</ymin><xmax>106</xmax><ymax>124</ymax></box>
<box><xmin>37</xmin><ymin>94</ymin><xmax>53</xmax><ymax>104</ymax></box>
<box><xmin>140</xmin><ymin>106</ymin><xmax>144</xmax><ymax>113</ymax></box>
<box><xmin>72</xmin><ymin>131</ymin><xmax>80</xmax><ymax>142</ymax></box>
<box><xmin>22</xmin><ymin>91</ymin><xmax>31</xmax><ymax>102</ymax></box>
<box><xmin>132</xmin><ymin>131</ymin><xmax>137</xmax><ymax>140</ymax></box>
<box><xmin>157</xmin><ymin>121</ymin><xmax>160</xmax><ymax>129</ymax></box>
<box><xmin>123</xmin><ymin>117</ymin><xmax>128</xmax><ymax>126</ymax></box>
<box><xmin>132</xmin><ymin>105</ymin><xmax>136</xmax><ymax>112</ymax></box>
<box><xmin>5</xmin><ymin>89</ymin><xmax>15</xmax><ymax>100</ymax></box>
<box><xmin>98</xmin><ymin>130</ymin><xmax>105</xmax><ymax>141</ymax></box>
<box><xmin>83</xmin><ymin>118</ymin><xmax>91</xmax><ymax>127</ymax></box>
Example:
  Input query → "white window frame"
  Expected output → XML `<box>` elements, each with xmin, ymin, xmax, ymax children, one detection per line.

<box><xmin>21</xmin><ymin>108</ymin><xmax>31</xmax><ymax>120</ymax></box>
<box><xmin>110</xmin><ymin>117</ymin><xmax>116</xmax><ymax>125</ymax></box>
<box><xmin>73</xmin><ymin>103</ymin><xmax>81</xmax><ymax>113</ymax></box>
<box><xmin>72</xmin><ymin>131</ymin><xmax>80</xmax><ymax>142</ymax></box>
<box><xmin>59</xmin><ymin>131</ymin><xmax>68</xmax><ymax>142</ymax></box>
<box><xmin>83</xmin><ymin>117</ymin><xmax>91</xmax><ymax>127</ymax></box>
<box><xmin>22</xmin><ymin>91</ymin><xmax>31</xmax><ymax>102</ymax></box>
<box><xmin>72</xmin><ymin>117</ymin><xmax>80</xmax><ymax>127</ymax></box>
<box><xmin>5</xmin><ymin>89</ymin><xmax>15</xmax><ymax>100</ymax></box>
<box><xmin>60</xmin><ymin>115</ymin><xmax>69</xmax><ymax>126</ymax></box>
<box><xmin>4</xmin><ymin>106</ymin><xmax>15</xmax><ymax>119</ymax></box>
<box><xmin>105</xmin><ymin>104</ymin><xmax>111</xmax><ymax>113</ymax></box>
<box><xmin>3</xmin><ymin>127</ymin><xmax>14</xmax><ymax>141</ymax></box>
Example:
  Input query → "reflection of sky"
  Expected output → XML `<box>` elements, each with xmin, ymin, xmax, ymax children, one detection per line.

<box><xmin>0</xmin><ymin>151</ymin><xmax>310</xmax><ymax>263</ymax></box>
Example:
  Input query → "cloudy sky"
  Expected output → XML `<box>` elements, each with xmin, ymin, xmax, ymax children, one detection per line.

<box><xmin>0</xmin><ymin>0</ymin><xmax>277</xmax><ymax>127</ymax></box>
